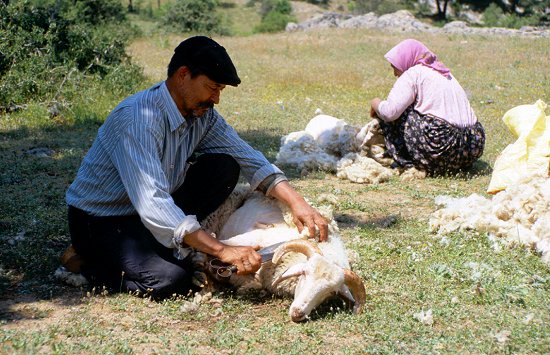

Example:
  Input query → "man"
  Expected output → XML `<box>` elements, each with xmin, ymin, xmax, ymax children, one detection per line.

<box><xmin>66</xmin><ymin>36</ymin><xmax>328</xmax><ymax>299</ymax></box>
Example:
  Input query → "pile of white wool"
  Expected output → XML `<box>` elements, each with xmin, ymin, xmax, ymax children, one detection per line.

<box><xmin>429</xmin><ymin>174</ymin><xmax>550</xmax><ymax>264</ymax></box>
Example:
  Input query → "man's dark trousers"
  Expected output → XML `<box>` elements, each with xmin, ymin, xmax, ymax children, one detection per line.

<box><xmin>68</xmin><ymin>153</ymin><xmax>240</xmax><ymax>299</ymax></box>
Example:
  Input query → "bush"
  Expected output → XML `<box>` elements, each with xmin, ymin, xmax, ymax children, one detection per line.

<box><xmin>67</xmin><ymin>0</ymin><xmax>126</xmax><ymax>25</ymax></box>
<box><xmin>161</xmin><ymin>0</ymin><xmax>229</xmax><ymax>35</ymax></box>
<box><xmin>482</xmin><ymin>3</ymin><xmax>539</xmax><ymax>28</ymax></box>
<box><xmin>0</xmin><ymin>0</ymin><xmax>142</xmax><ymax>112</ymax></box>
<box><xmin>304</xmin><ymin>0</ymin><xmax>330</xmax><ymax>6</ymax></box>
<box><xmin>255</xmin><ymin>9</ymin><xmax>295</xmax><ymax>32</ymax></box>
<box><xmin>259</xmin><ymin>0</ymin><xmax>292</xmax><ymax>17</ymax></box>
<box><xmin>349</xmin><ymin>0</ymin><xmax>409</xmax><ymax>15</ymax></box>
<box><xmin>255</xmin><ymin>0</ymin><xmax>295</xmax><ymax>33</ymax></box>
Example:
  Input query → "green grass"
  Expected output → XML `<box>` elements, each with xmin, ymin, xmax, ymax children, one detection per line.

<box><xmin>1</xmin><ymin>23</ymin><xmax>549</xmax><ymax>354</ymax></box>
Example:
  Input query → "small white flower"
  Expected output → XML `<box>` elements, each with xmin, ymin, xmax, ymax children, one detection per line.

<box><xmin>523</xmin><ymin>313</ymin><xmax>534</xmax><ymax>324</ymax></box>
<box><xmin>413</xmin><ymin>309</ymin><xmax>433</xmax><ymax>326</ymax></box>
<box><xmin>493</xmin><ymin>330</ymin><xmax>511</xmax><ymax>343</ymax></box>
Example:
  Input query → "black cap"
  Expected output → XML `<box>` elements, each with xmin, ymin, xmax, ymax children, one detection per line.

<box><xmin>169</xmin><ymin>36</ymin><xmax>241</xmax><ymax>86</ymax></box>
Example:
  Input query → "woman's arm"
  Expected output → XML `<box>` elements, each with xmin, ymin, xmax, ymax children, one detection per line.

<box><xmin>370</xmin><ymin>98</ymin><xmax>382</xmax><ymax>118</ymax></box>
<box><xmin>374</xmin><ymin>72</ymin><xmax>416</xmax><ymax>122</ymax></box>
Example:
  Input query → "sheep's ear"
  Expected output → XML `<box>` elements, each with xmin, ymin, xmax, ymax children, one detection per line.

<box><xmin>337</xmin><ymin>285</ymin><xmax>355</xmax><ymax>309</ymax></box>
<box><xmin>343</xmin><ymin>269</ymin><xmax>367</xmax><ymax>314</ymax></box>
<box><xmin>272</xmin><ymin>263</ymin><xmax>306</xmax><ymax>288</ymax></box>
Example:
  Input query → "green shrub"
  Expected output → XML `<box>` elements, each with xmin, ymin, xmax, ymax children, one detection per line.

<box><xmin>482</xmin><ymin>3</ymin><xmax>504</xmax><ymax>26</ymax></box>
<box><xmin>0</xmin><ymin>0</ymin><xmax>142</xmax><ymax>112</ymax></box>
<box><xmin>349</xmin><ymin>0</ymin><xmax>408</xmax><ymax>15</ymax></box>
<box><xmin>245</xmin><ymin>0</ymin><xmax>258</xmax><ymax>8</ymax></box>
<box><xmin>376</xmin><ymin>0</ymin><xmax>403</xmax><ymax>14</ymax></box>
<box><xmin>67</xmin><ymin>0</ymin><xmax>126</xmax><ymax>25</ymax></box>
<box><xmin>259</xmin><ymin>0</ymin><xmax>292</xmax><ymax>17</ymax></box>
<box><xmin>255</xmin><ymin>0</ymin><xmax>295</xmax><ymax>33</ymax></box>
<box><xmin>161</xmin><ymin>0</ymin><xmax>229</xmax><ymax>35</ymax></box>
<box><xmin>482</xmin><ymin>3</ymin><xmax>539</xmax><ymax>28</ymax></box>
<box><xmin>304</xmin><ymin>0</ymin><xmax>330</xmax><ymax>6</ymax></box>
<box><xmin>255</xmin><ymin>9</ymin><xmax>295</xmax><ymax>32</ymax></box>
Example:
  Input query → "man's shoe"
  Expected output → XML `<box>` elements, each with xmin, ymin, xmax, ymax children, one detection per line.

<box><xmin>60</xmin><ymin>245</ymin><xmax>84</xmax><ymax>273</ymax></box>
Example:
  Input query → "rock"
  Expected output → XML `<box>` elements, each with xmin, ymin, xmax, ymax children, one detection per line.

<box><xmin>286</xmin><ymin>10</ymin><xmax>550</xmax><ymax>38</ymax></box>
<box><xmin>26</xmin><ymin>147</ymin><xmax>54</xmax><ymax>158</ymax></box>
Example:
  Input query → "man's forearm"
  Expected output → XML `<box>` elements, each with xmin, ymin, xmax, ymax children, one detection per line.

<box><xmin>267</xmin><ymin>180</ymin><xmax>304</xmax><ymax>205</ymax></box>
<box><xmin>182</xmin><ymin>229</ymin><xmax>225</xmax><ymax>257</ymax></box>
<box><xmin>182</xmin><ymin>228</ymin><xmax>262</xmax><ymax>274</ymax></box>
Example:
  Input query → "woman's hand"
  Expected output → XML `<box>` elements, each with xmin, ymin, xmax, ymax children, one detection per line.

<box><xmin>370</xmin><ymin>98</ymin><xmax>382</xmax><ymax>118</ymax></box>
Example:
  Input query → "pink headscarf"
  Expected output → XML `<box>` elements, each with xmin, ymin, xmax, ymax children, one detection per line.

<box><xmin>384</xmin><ymin>39</ymin><xmax>451</xmax><ymax>78</ymax></box>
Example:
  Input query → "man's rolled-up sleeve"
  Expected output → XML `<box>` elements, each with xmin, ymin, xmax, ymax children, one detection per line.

<box><xmin>196</xmin><ymin>111</ymin><xmax>285</xmax><ymax>191</ymax></box>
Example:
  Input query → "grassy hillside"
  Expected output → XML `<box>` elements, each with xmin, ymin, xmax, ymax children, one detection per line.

<box><xmin>130</xmin><ymin>30</ymin><xmax>549</xmax><ymax>166</ymax></box>
<box><xmin>1</xmin><ymin>23</ymin><xmax>549</xmax><ymax>354</ymax></box>
<box><xmin>126</xmin><ymin>0</ymin><xmax>347</xmax><ymax>36</ymax></box>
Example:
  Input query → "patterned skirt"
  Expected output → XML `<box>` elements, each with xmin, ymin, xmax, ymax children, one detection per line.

<box><xmin>379</xmin><ymin>108</ymin><xmax>485</xmax><ymax>174</ymax></box>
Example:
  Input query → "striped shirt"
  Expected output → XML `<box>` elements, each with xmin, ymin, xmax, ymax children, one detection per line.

<box><xmin>66</xmin><ymin>81</ymin><xmax>284</xmax><ymax>249</ymax></box>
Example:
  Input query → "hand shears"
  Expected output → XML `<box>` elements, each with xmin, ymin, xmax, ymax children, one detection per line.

<box><xmin>209</xmin><ymin>241</ymin><xmax>287</xmax><ymax>278</ymax></box>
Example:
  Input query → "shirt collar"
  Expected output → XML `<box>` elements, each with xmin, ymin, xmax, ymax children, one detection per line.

<box><xmin>159</xmin><ymin>81</ymin><xmax>186</xmax><ymax>133</ymax></box>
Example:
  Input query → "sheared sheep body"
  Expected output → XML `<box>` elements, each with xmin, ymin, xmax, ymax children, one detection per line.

<box><xmin>203</xmin><ymin>186</ymin><xmax>365</xmax><ymax>321</ymax></box>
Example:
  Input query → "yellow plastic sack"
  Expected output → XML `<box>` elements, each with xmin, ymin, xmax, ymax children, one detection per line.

<box><xmin>487</xmin><ymin>99</ymin><xmax>550</xmax><ymax>194</ymax></box>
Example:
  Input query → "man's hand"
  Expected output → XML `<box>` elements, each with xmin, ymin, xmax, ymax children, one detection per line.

<box><xmin>217</xmin><ymin>244</ymin><xmax>262</xmax><ymax>275</ymax></box>
<box><xmin>268</xmin><ymin>181</ymin><xmax>329</xmax><ymax>242</ymax></box>
<box><xmin>290</xmin><ymin>199</ymin><xmax>329</xmax><ymax>242</ymax></box>
<box><xmin>183</xmin><ymin>229</ymin><xmax>262</xmax><ymax>275</ymax></box>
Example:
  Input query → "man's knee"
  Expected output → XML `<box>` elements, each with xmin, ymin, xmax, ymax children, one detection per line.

<box><xmin>197</xmin><ymin>153</ymin><xmax>239</xmax><ymax>182</ymax></box>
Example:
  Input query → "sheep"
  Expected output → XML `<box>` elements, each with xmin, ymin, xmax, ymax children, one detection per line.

<box><xmin>275</xmin><ymin>131</ymin><xmax>339</xmax><ymax>173</ymax></box>
<box><xmin>53</xmin><ymin>184</ymin><xmax>367</xmax><ymax>320</ymax></box>
<box><xmin>356</xmin><ymin>118</ymin><xmax>393</xmax><ymax>167</ymax></box>
<box><xmin>276</xmin><ymin>114</ymin><xmax>409</xmax><ymax>184</ymax></box>
<box><xmin>429</xmin><ymin>173</ymin><xmax>550</xmax><ymax>264</ymax></box>
<box><xmin>202</xmin><ymin>187</ymin><xmax>367</xmax><ymax>322</ymax></box>
<box><xmin>304</xmin><ymin>114</ymin><xmax>360</xmax><ymax>157</ymax></box>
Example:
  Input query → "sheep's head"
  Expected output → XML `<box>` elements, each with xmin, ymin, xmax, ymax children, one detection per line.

<box><xmin>271</xmin><ymin>240</ymin><xmax>366</xmax><ymax>322</ymax></box>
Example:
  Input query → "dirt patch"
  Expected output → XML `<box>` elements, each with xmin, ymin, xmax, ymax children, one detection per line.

<box><xmin>0</xmin><ymin>289</ymin><xmax>84</xmax><ymax>330</ymax></box>
<box><xmin>291</xmin><ymin>0</ymin><xmax>348</xmax><ymax>22</ymax></box>
<box><xmin>291</xmin><ymin>1</ymin><xmax>325</xmax><ymax>22</ymax></box>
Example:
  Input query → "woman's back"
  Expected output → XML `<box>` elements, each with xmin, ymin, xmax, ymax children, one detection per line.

<box><xmin>378</xmin><ymin>65</ymin><xmax>478</xmax><ymax>127</ymax></box>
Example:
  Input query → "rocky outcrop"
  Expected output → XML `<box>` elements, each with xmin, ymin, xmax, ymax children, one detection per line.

<box><xmin>286</xmin><ymin>10</ymin><xmax>550</xmax><ymax>37</ymax></box>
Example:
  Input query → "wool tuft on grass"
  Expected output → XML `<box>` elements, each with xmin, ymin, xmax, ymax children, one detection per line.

<box><xmin>430</xmin><ymin>174</ymin><xmax>550</xmax><ymax>264</ymax></box>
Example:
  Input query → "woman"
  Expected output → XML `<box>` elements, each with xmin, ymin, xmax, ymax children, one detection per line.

<box><xmin>370</xmin><ymin>39</ymin><xmax>485</xmax><ymax>174</ymax></box>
